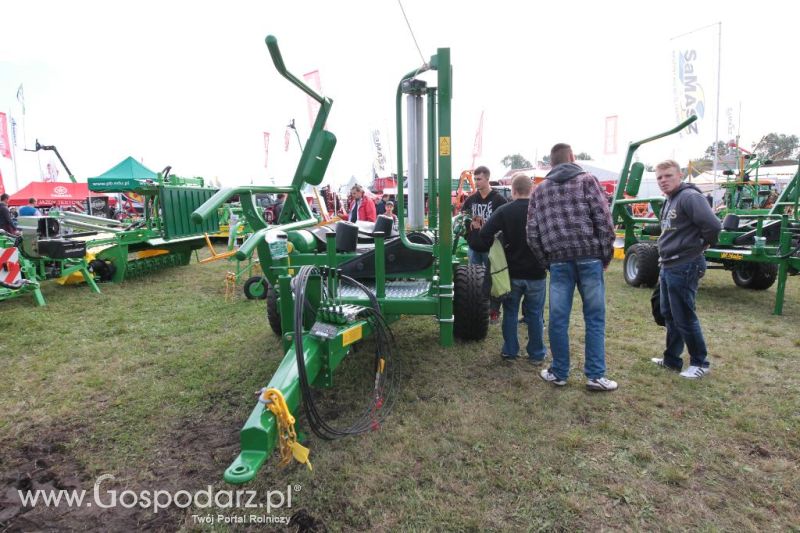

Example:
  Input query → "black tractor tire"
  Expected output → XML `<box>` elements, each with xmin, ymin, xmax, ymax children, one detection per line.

<box><xmin>623</xmin><ymin>243</ymin><xmax>660</xmax><ymax>288</ymax></box>
<box><xmin>243</xmin><ymin>275</ymin><xmax>268</xmax><ymax>300</ymax></box>
<box><xmin>453</xmin><ymin>264</ymin><xmax>489</xmax><ymax>341</ymax></box>
<box><xmin>266</xmin><ymin>284</ymin><xmax>283</xmax><ymax>336</ymax></box>
<box><xmin>731</xmin><ymin>263</ymin><xmax>778</xmax><ymax>290</ymax></box>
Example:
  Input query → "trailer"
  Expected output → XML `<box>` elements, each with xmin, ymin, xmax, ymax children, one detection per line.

<box><xmin>192</xmin><ymin>35</ymin><xmax>487</xmax><ymax>484</ymax></box>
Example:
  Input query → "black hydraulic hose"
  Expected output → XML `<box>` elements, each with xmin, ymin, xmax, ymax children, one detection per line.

<box><xmin>291</xmin><ymin>266</ymin><xmax>396</xmax><ymax>441</ymax></box>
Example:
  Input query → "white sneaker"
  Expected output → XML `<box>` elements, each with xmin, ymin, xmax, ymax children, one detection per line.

<box><xmin>651</xmin><ymin>358</ymin><xmax>681</xmax><ymax>372</ymax></box>
<box><xmin>679</xmin><ymin>366</ymin><xmax>709</xmax><ymax>379</ymax></box>
<box><xmin>539</xmin><ymin>368</ymin><xmax>567</xmax><ymax>386</ymax></box>
<box><xmin>586</xmin><ymin>377</ymin><xmax>618</xmax><ymax>391</ymax></box>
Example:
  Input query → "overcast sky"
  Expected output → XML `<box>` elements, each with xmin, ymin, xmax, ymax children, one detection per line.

<box><xmin>0</xmin><ymin>0</ymin><xmax>796</xmax><ymax>193</ymax></box>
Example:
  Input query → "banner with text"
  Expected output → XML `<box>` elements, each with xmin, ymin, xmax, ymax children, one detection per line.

<box><xmin>671</xmin><ymin>26</ymin><xmax>719</xmax><ymax>162</ymax></box>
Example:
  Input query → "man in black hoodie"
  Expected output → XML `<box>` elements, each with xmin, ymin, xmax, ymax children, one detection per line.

<box><xmin>473</xmin><ymin>173</ymin><xmax>547</xmax><ymax>363</ymax></box>
<box><xmin>526</xmin><ymin>143</ymin><xmax>617</xmax><ymax>391</ymax></box>
<box><xmin>652</xmin><ymin>160</ymin><xmax>721</xmax><ymax>379</ymax></box>
<box><xmin>461</xmin><ymin>165</ymin><xmax>506</xmax><ymax>322</ymax></box>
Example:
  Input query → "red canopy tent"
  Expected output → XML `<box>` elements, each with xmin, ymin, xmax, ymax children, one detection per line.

<box><xmin>7</xmin><ymin>181</ymin><xmax>107</xmax><ymax>208</ymax></box>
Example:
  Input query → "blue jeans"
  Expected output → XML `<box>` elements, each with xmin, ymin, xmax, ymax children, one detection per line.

<box><xmin>467</xmin><ymin>248</ymin><xmax>489</xmax><ymax>266</ymax></box>
<box><xmin>548</xmin><ymin>259</ymin><xmax>607</xmax><ymax>380</ymax></box>
<box><xmin>501</xmin><ymin>278</ymin><xmax>547</xmax><ymax>360</ymax></box>
<box><xmin>660</xmin><ymin>255</ymin><xmax>709</xmax><ymax>369</ymax></box>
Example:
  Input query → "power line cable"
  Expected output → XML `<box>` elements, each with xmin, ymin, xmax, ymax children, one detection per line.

<box><xmin>397</xmin><ymin>0</ymin><xmax>427</xmax><ymax>65</ymax></box>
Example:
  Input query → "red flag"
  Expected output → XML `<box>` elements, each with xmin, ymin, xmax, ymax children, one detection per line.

<box><xmin>263</xmin><ymin>132</ymin><xmax>270</xmax><ymax>169</ymax></box>
<box><xmin>604</xmin><ymin>115</ymin><xmax>618</xmax><ymax>155</ymax></box>
<box><xmin>303</xmin><ymin>70</ymin><xmax>322</xmax><ymax>130</ymax></box>
<box><xmin>472</xmin><ymin>111</ymin><xmax>484</xmax><ymax>157</ymax></box>
<box><xmin>0</xmin><ymin>113</ymin><xmax>11</xmax><ymax>159</ymax></box>
<box><xmin>472</xmin><ymin>111</ymin><xmax>484</xmax><ymax>166</ymax></box>
<box><xmin>0</xmin><ymin>167</ymin><xmax>5</xmax><ymax>195</ymax></box>
<box><xmin>284</xmin><ymin>127</ymin><xmax>291</xmax><ymax>152</ymax></box>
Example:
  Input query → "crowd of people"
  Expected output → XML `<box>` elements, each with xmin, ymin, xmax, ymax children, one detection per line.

<box><xmin>462</xmin><ymin>143</ymin><xmax>722</xmax><ymax>391</ymax></box>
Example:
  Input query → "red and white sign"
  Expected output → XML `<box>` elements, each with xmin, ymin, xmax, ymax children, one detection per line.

<box><xmin>0</xmin><ymin>113</ymin><xmax>11</xmax><ymax>159</ymax></box>
<box><xmin>0</xmin><ymin>247</ymin><xmax>22</xmax><ymax>286</ymax></box>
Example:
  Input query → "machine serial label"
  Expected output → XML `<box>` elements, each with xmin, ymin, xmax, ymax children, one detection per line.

<box><xmin>341</xmin><ymin>324</ymin><xmax>363</xmax><ymax>346</ymax></box>
<box><xmin>439</xmin><ymin>136</ymin><xmax>451</xmax><ymax>156</ymax></box>
<box><xmin>720</xmin><ymin>253</ymin><xmax>743</xmax><ymax>260</ymax></box>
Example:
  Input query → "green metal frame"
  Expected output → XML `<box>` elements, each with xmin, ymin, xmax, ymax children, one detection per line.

<box><xmin>0</xmin><ymin>233</ymin><xmax>100</xmax><ymax>307</ymax></box>
<box><xmin>191</xmin><ymin>35</ymin><xmax>457</xmax><ymax>484</ymax></box>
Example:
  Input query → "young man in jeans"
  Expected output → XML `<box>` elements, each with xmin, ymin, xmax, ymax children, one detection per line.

<box><xmin>461</xmin><ymin>165</ymin><xmax>506</xmax><ymax>323</ymax></box>
<box><xmin>652</xmin><ymin>160</ymin><xmax>722</xmax><ymax>379</ymax></box>
<box><xmin>526</xmin><ymin>144</ymin><xmax>618</xmax><ymax>391</ymax></box>
<box><xmin>471</xmin><ymin>173</ymin><xmax>547</xmax><ymax>363</ymax></box>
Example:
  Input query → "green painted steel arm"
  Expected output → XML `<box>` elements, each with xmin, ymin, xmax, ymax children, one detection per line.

<box><xmin>266</xmin><ymin>35</ymin><xmax>324</xmax><ymax>104</ymax></box>
<box><xmin>234</xmin><ymin>219</ymin><xmax>319</xmax><ymax>261</ymax></box>
<box><xmin>191</xmin><ymin>186</ymin><xmax>293</xmax><ymax>225</ymax></box>
<box><xmin>224</xmin><ymin>320</ymin><xmax>373</xmax><ymax>484</ymax></box>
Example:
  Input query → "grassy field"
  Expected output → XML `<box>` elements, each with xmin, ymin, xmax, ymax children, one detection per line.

<box><xmin>1</xmin><ymin>253</ymin><xmax>798</xmax><ymax>532</ymax></box>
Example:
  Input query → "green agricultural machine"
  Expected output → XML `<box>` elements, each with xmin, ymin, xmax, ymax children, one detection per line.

<box><xmin>50</xmin><ymin>171</ymin><xmax>221</xmax><ymax>282</ymax></box>
<box><xmin>0</xmin><ymin>220</ymin><xmax>100</xmax><ymax>306</ymax></box>
<box><xmin>192</xmin><ymin>35</ymin><xmax>487</xmax><ymax>484</ymax></box>
<box><xmin>611</xmin><ymin>115</ymin><xmax>800</xmax><ymax>315</ymax></box>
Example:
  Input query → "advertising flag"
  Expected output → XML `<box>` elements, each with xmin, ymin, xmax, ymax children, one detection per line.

<box><xmin>0</xmin><ymin>113</ymin><xmax>11</xmax><ymax>159</ymax></box>
<box><xmin>604</xmin><ymin>115</ymin><xmax>618</xmax><ymax>155</ymax></box>
<box><xmin>263</xmin><ymin>132</ymin><xmax>270</xmax><ymax>169</ymax></box>
<box><xmin>671</xmin><ymin>26</ymin><xmax>718</xmax><ymax>160</ymax></box>
<box><xmin>16</xmin><ymin>84</ymin><xmax>25</xmax><ymax>114</ymax></box>
<box><xmin>303</xmin><ymin>70</ymin><xmax>322</xmax><ymax>130</ymax></box>
<box><xmin>472</xmin><ymin>111</ymin><xmax>484</xmax><ymax>167</ymax></box>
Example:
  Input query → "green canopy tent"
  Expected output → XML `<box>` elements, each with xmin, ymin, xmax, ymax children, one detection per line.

<box><xmin>87</xmin><ymin>157</ymin><xmax>158</xmax><ymax>192</ymax></box>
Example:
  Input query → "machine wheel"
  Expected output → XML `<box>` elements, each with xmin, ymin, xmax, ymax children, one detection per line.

<box><xmin>623</xmin><ymin>243</ymin><xmax>660</xmax><ymax>287</ymax></box>
<box><xmin>243</xmin><ymin>275</ymin><xmax>268</xmax><ymax>300</ymax></box>
<box><xmin>266</xmin><ymin>284</ymin><xmax>282</xmax><ymax>336</ymax></box>
<box><xmin>453</xmin><ymin>264</ymin><xmax>489</xmax><ymax>341</ymax></box>
<box><xmin>731</xmin><ymin>263</ymin><xmax>778</xmax><ymax>290</ymax></box>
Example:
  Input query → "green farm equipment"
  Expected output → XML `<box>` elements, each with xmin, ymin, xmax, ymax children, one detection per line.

<box><xmin>611</xmin><ymin>115</ymin><xmax>800</xmax><ymax>315</ymax></box>
<box><xmin>48</xmin><ymin>170</ymin><xmax>221</xmax><ymax>282</ymax></box>
<box><xmin>192</xmin><ymin>35</ymin><xmax>487</xmax><ymax>484</ymax></box>
<box><xmin>0</xmin><ymin>218</ymin><xmax>100</xmax><ymax>306</ymax></box>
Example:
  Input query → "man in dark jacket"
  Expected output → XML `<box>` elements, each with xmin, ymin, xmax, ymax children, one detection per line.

<box><xmin>473</xmin><ymin>173</ymin><xmax>547</xmax><ymax>363</ymax></box>
<box><xmin>0</xmin><ymin>193</ymin><xmax>16</xmax><ymax>234</ymax></box>
<box><xmin>461</xmin><ymin>165</ymin><xmax>506</xmax><ymax>322</ymax></box>
<box><xmin>652</xmin><ymin>159</ymin><xmax>722</xmax><ymax>379</ymax></box>
<box><xmin>527</xmin><ymin>143</ymin><xmax>617</xmax><ymax>391</ymax></box>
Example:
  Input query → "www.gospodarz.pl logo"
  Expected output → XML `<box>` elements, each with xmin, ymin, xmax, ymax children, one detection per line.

<box><xmin>17</xmin><ymin>474</ymin><xmax>299</xmax><ymax>514</ymax></box>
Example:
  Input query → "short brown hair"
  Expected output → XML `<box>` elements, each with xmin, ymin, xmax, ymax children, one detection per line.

<box><xmin>550</xmin><ymin>143</ymin><xmax>572</xmax><ymax>166</ymax></box>
<box><xmin>511</xmin><ymin>173</ymin><xmax>532</xmax><ymax>196</ymax></box>
<box><xmin>473</xmin><ymin>165</ymin><xmax>490</xmax><ymax>177</ymax></box>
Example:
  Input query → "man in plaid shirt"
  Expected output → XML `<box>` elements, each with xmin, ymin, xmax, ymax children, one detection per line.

<box><xmin>526</xmin><ymin>143</ymin><xmax>618</xmax><ymax>391</ymax></box>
